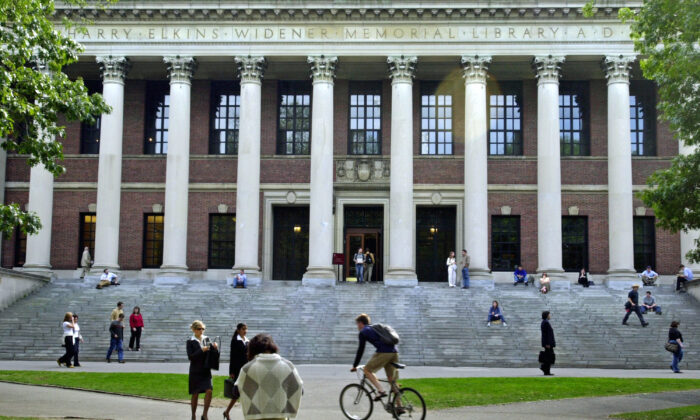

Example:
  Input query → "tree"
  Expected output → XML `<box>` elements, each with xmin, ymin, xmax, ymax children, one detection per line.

<box><xmin>0</xmin><ymin>0</ymin><xmax>110</xmax><ymax>238</ymax></box>
<box><xmin>586</xmin><ymin>0</ymin><xmax>700</xmax><ymax>263</ymax></box>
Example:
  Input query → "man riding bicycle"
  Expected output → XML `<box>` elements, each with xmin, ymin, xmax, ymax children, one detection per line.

<box><xmin>350</xmin><ymin>313</ymin><xmax>399</xmax><ymax>401</ymax></box>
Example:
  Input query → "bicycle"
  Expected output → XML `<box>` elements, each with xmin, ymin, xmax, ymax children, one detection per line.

<box><xmin>339</xmin><ymin>362</ymin><xmax>426</xmax><ymax>420</ymax></box>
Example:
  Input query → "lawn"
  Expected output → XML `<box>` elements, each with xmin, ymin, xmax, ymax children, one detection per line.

<box><xmin>1</xmin><ymin>371</ymin><xmax>699</xmax><ymax>411</ymax></box>
<box><xmin>611</xmin><ymin>405</ymin><xmax>700</xmax><ymax>420</ymax></box>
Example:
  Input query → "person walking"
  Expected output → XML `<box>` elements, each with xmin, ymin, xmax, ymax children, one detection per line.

<box><xmin>622</xmin><ymin>284</ymin><xmax>649</xmax><ymax>327</ymax></box>
<box><xmin>668</xmin><ymin>321</ymin><xmax>685</xmax><ymax>373</ymax></box>
<box><xmin>79</xmin><ymin>247</ymin><xmax>91</xmax><ymax>279</ymax></box>
<box><xmin>459</xmin><ymin>249</ymin><xmax>470</xmax><ymax>289</ymax></box>
<box><xmin>110</xmin><ymin>302</ymin><xmax>124</xmax><ymax>321</ymax></box>
<box><xmin>57</xmin><ymin>312</ymin><xmax>75</xmax><ymax>368</ymax></box>
<box><xmin>446</xmin><ymin>251</ymin><xmax>457</xmax><ymax>288</ymax></box>
<box><xmin>187</xmin><ymin>320</ymin><xmax>217</xmax><ymax>420</ymax></box>
<box><xmin>106</xmin><ymin>313</ymin><xmax>125</xmax><ymax>364</ymax></box>
<box><xmin>364</xmin><ymin>248</ymin><xmax>375</xmax><ymax>282</ymax></box>
<box><xmin>223</xmin><ymin>323</ymin><xmax>249</xmax><ymax>420</ymax></box>
<box><xmin>540</xmin><ymin>311</ymin><xmax>555</xmax><ymax>376</ymax></box>
<box><xmin>71</xmin><ymin>313</ymin><xmax>83</xmax><ymax>367</ymax></box>
<box><xmin>487</xmin><ymin>301</ymin><xmax>507</xmax><ymax>327</ymax></box>
<box><xmin>676</xmin><ymin>264</ymin><xmax>694</xmax><ymax>292</ymax></box>
<box><xmin>236</xmin><ymin>334</ymin><xmax>303</xmax><ymax>420</ymax></box>
<box><xmin>128</xmin><ymin>306</ymin><xmax>144</xmax><ymax>351</ymax></box>
<box><xmin>353</xmin><ymin>248</ymin><xmax>365</xmax><ymax>283</ymax></box>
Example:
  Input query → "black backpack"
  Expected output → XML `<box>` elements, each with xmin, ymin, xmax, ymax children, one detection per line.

<box><xmin>370</xmin><ymin>323</ymin><xmax>400</xmax><ymax>345</ymax></box>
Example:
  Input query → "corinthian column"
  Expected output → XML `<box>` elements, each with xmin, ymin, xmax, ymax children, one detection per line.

<box><xmin>385</xmin><ymin>56</ymin><xmax>418</xmax><ymax>287</ymax></box>
<box><xmin>93</xmin><ymin>56</ymin><xmax>130</xmax><ymax>272</ymax></box>
<box><xmin>303</xmin><ymin>56</ymin><xmax>338</xmax><ymax>287</ymax></box>
<box><xmin>23</xmin><ymin>61</ymin><xmax>55</xmax><ymax>274</ymax></box>
<box><xmin>232</xmin><ymin>56</ymin><xmax>265</xmax><ymax>286</ymax></box>
<box><xmin>604</xmin><ymin>55</ymin><xmax>637</xmax><ymax>280</ymax></box>
<box><xmin>532</xmin><ymin>55</ymin><xmax>565</xmax><ymax>278</ymax></box>
<box><xmin>461</xmin><ymin>55</ymin><xmax>492</xmax><ymax>281</ymax></box>
<box><xmin>158</xmin><ymin>56</ymin><xmax>196</xmax><ymax>283</ymax></box>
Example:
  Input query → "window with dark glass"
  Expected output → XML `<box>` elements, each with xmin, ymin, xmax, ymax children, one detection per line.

<box><xmin>559</xmin><ymin>82</ymin><xmax>590</xmax><ymax>156</ymax></box>
<box><xmin>210</xmin><ymin>82</ymin><xmax>240</xmax><ymax>155</ymax></box>
<box><xmin>14</xmin><ymin>228</ymin><xmax>27</xmax><ymax>267</ymax></box>
<box><xmin>416</xmin><ymin>207</ymin><xmax>456</xmax><ymax>282</ymax></box>
<box><xmin>143</xmin><ymin>213</ymin><xmax>164</xmax><ymax>268</ymax></box>
<box><xmin>78</xmin><ymin>213</ymin><xmax>96</xmax><ymax>266</ymax></box>
<box><xmin>277</xmin><ymin>81</ymin><xmax>311</xmax><ymax>155</ymax></box>
<box><xmin>349</xmin><ymin>82</ymin><xmax>382</xmax><ymax>155</ymax></box>
<box><xmin>420</xmin><ymin>82</ymin><xmax>453</xmax><ymax>155</ymax></box>
<box><xmin>633</xmin><ymin>216</ymin><xmax>656</xmax><ymax>271</ymax></box>
<box><xmin>488</xmin><ymin>82</ymin><xmax>523</xmax><ymax>155</ymax></box>
<box><xmin>562</xmin><ymin>216</ymin><xmax>588</xmax><ymax>272</ymax></box>
<box><xmin>630</xmin><ymin>81</ymin><xmax>657</xmax><ymax>156</ymax></box>
<box><xmin>144</xmin><ymin>82</ymin><xmax>170</xmax><ymax>155</ymax></box>
<box><xmin>208</xmin><ymin>214</ymin><xmax>236</xmax><ymax>268</ymax></box>
<box><xmin>491</xmin><ymin>216</ymin><xmax>520</xmax><ymax>271</ymax></box>
<box><xmin>80</xmin><ymin>80</ymin><xmax>102</xmax><ymax>154</ymax></box>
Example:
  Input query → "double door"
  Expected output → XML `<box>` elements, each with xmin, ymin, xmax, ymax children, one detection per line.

<box><xmin>345</xmin><ymin>228</ymin><xmax>382</xmax><ymax>282</ymax></box>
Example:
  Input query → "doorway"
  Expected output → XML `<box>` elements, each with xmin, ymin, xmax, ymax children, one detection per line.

<box><xmin>416</xmin><ymin>206</ymin><xmax>456</xmax><ymax>282</ymax></box>
<box><xmin>272</xmin><ymin>206</ymin><xmax>309</xmax><ymax>280</ymax></box>
<box><xmin>344</xmin><ymin>206</ymin><xmax>383</xmax><ymax>282</ymax></box>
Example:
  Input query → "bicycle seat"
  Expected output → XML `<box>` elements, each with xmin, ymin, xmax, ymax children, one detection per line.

<box><xmin>391</xmin><ymin>363</ymin><xmax>406</xmax><ymax>369</ymax></box>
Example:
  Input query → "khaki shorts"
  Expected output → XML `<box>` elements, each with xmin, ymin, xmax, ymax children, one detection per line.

<box><xmin>365</xmin><ymin>352</ymin><xmax>399</xmax><ymax>381</ymax></box>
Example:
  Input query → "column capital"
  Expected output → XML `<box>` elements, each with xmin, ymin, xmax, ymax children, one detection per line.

<box><xmin>532</xmin><ymin>55</ymin><xmax>565</xmax><ymax>83</ymax></box>
<box><xmin>387</xmin><ymin>55</ymin><xmax>417</xmax><ymax>83</ymax></box>
<box><xmin>461</xmin><ymin>55</ymin><xmax>492</xmax><ymax>84</ymax></box>
<box><xmin>307</xmin><ymin>55</ymin><xmax>338</xmax><ymax>83</ymax></box>
<box><xmin>164</xmin><ymin>55</ymin><xmax>197</xmax><ymax>84</ymax></box>
<box><xmin>603</xmin><ymin>54</ymin><xmax>636</xmax><ymax>85</ymax></box>
<box><xmin>96</xmin><ymin>56</ymin><xmax>130</xmax><ymax>83</ymax></box>
<box><xmin>235</xmin><ymin>55</ymin><xmax>266</xmax><ymax>83</ymax></box>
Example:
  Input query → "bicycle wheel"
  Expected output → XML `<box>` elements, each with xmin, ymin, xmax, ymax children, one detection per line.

<box><xmin>339</xmin><ymin>383</ymin><xmax>374</xmax><ymax>420</ymax></box>
<box><xmin>391</xmin><ymin>387</ymin><xmax>426</xmax><ymax>420</ymax></box>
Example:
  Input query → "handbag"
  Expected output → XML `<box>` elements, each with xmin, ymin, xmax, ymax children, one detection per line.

<box><xmin>203</xmin><ymin>337</ymin><xmax>221</xmax><ymax>371</ymax></box>
<box><xmin>664</xmin><ymin>342</ymin><xmax>679</xmax><ymax>353</ymax></box>
<box><xmin>224</xmin><ymin>378</ymin><xmax>236</xmax><ymax>399</ymax></box>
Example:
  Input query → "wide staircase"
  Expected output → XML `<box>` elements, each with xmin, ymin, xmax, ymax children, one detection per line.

<box><xmin>0</xmin><ymin>278</ymin><xmax>698</xmax><ymax>369</ymax></box>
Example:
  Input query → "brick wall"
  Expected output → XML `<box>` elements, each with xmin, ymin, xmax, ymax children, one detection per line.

<box><xmin>51</xmin><ymin>191</ymin><xmax>97</xmax><ymax>269</ymax></box>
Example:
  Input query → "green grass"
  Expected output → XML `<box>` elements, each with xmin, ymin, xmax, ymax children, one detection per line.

<box><xmin>398</xmin><ymin>377</ymin><xmax>700</xmax><ymax>410</ymax></box>
<box><xmin>611</xmin><ymin>405</ymin><xmax>700</xmax><ymax>420</ymax></box>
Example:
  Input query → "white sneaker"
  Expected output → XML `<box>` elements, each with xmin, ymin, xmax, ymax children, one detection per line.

<box><xmin>487</xmin><ymin>322</ymin><xmax>491</xmax><ymax>327</ymax></box>
<box><xmin>503</xmin><ymin>322</ymin><xmax>508</xmax><ymax>327</ymax></box>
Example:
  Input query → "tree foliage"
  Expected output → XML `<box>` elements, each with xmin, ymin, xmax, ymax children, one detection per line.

<box><xmin>0</xmin><ymin>0</ymin><xmax>110</xmax><ymax>238</ymax></box>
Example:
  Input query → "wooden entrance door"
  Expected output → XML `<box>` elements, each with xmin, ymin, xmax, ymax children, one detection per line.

<box><xmin>345</xmin><ymin>228</ymin><xmax>382</xmax><ymax>282</ymax></box>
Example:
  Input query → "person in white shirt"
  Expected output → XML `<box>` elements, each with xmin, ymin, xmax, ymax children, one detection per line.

<box><xmin>57</xmin><ymin>312</ymin><xmax>75</xmax><ymax>368</ymax></box>
<box><xmin>677</xmin><ymin>264</ymin><xmax>694</xmax><ymax>292</ymax></box>
<box><xmin>71</xmin><ymin>313</ymin><xmax>84</xmax><ymax>367</ymax></box>
<box><xmin>446</xmin><ymin>251</ymin><xmax>457</xmax><ymax>287</ymax></box>
<box><xmin>101</xmin><ymin>269</ymin><xmax>120</xmax><ymax>286</ymax></box>
<box><xmin>80</xmin><ymin>247</ymin><xmax>92</xmax><ymax>279</ymax></box>
<box><xmin>639</xmin><ymin>266</ymin><xmax>659</xmax><ymax>286</ymax></box>
<box><xmin>353</xmin><ymin>248</ymin><xmax>365</xmax><ymax>283</ymax></box>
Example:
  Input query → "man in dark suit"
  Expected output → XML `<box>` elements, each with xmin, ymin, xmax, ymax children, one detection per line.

<box><xmin>540</xmin><ymin>311</ymin><xmax>555</xmax><ymax>376</ymax></box>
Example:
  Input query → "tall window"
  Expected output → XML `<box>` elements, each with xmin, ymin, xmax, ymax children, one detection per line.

<box><xmin>210</xmin><ymin>82</ymin><xmax>240</xmax><ymax>155</ymax></box>
<box><xmin>277</xmin><ymin>81</ymin><xmax>311</xmax><ymax>155</ymax></box>
<box><xmin>78</xmin><ymin>213</ymin><xmax>97</xmax><ymax>266</ymax></box>
<box><xmin>559</xmin><ymin>82</ymin><xmax>589</xmax><ymax>156</ymax></box>
<box><xmin>144</xmin><ymin>82</ymin><xmax>170</xmax><ymax>155</ymax></box>
<box><xmin>143</xmin><ymin>214</ymin><xmax>164</xmax><ymax>268</ymax></box>
<box><xmin>633</xmin><ymin>216</ymin><xmax>656</xmax><ymax>271</ymax></box>
<box><xmin>80</xmin><ymin>81</ymin><xmax>102</xmax><ymax>154</ymax></box>
<box><xmin>562</xmin><ymin>216</ymin><xmax>588</xmax><ymax>272</ymax></box>
<box><xmin>208</xmin><ymin>214</ymin><xmax>236</xmax><ymax>269</ymax></box>
<box><xmin>630</xmin><ymin>81</ymin><xmax>657</xmax><ymax>156</ymax></box>
<box><xmin>349</xmin><ymin>82</ymin><xmax>382</xmax><ymax>155</ymax></box>
<box><xmin>14</xmin><ymin>228</ymin><xmax>27</xmax><ymax>267</ymax></box>
<box><xmin>491</xmin><ymin>216</ymin><xmax>520</xmax><ymax>271</ymax></box>
<box><xmin>420</xmin><ymin>82</ymin><xmax>453</xmax><ymax>155</ymax></box>
<box><xmin>488</xmin><ymin>82</ymin><xmax>523</xmax><ymax>155</ymax></box>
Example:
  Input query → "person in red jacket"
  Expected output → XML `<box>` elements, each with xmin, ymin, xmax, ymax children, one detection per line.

<box><xmin>128</xmin><ymin>306</ymin><xmax>144</xmax><ymax>351</ymax></box>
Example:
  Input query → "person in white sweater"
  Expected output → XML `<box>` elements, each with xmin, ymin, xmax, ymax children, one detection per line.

<box><xmin>446</xmin><ymin>251</ymin><xmax>457</xmax><ymax>287</ymax></box>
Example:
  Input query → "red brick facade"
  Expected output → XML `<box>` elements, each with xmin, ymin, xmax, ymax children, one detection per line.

<box><xmin>1</xmin><ymin>78</ymin><xmax>681</xmax><ymax>274</ymax></box>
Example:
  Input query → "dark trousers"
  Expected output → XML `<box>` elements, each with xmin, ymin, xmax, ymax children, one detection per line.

<box><xmin>72</xmin><ymin>340</ymin><xmax>80</xmax><ymax>366</ymax></box>
<box><xmin>540</xmin><ymin>347</ymin><xmax>554</xmax><ymax>374</ymax></box>
<box><xmin>623</xmin><ymin>305</ymin><xmax>646</xmax><ymax>325</ymax></box>
<box><xmin>129</xmin><ymin>327</ymin><xmax>142</xmax><ymax>349</ymax></box>
<box><xmin>676</xmin><ymin>277</ymin><xmax>687</xmax><ymax>291</ymax></box>
<box><xmin>58</xmin><ymin>336</ymin><xmax>75</xmax><ymax>366</ymax></box>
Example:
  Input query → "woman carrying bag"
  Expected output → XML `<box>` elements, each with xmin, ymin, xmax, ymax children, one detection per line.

<box><xmin>223</xmin><ymin>323</ymin><xmax>249</xmax><ymax>420</ymax></box>
<box><xmin>187</xmin><ymin>320</ymin><xmax>218</xmax><ymax>420</ymax></box>
<box><xmin>57</xmin><ymin>312</ymin><xmax>75</xmax><ymax>368</ymax></box>
<box><xmin>667</xmin><ymin>321</ymin><xmax>684</xmax><ymax>373</ymax></box>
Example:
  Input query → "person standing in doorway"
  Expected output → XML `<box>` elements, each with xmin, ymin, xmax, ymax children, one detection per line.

<box><xmin>540</xmin><ymin>311</ymin><xmax>555</xmax><ymax>376</ymax></box>
<box><xmin>71</xmin><ymin>313</ymin><xmax>83</xmax><ymax>367</ymax></box>
<box><xmin>80</xmin><ymin>247</ymin><xmax>91</xmax><ymax>279</ymax></box>
<box><xmin>354</xmin><ymin>248</ymin><xmax>365</xmax><ymax>283</ymax></box>
<box><xmin>106</xmin><ymin>313</ymin><xmax>125</xmax><ymax>363</ymax></box>
<box><xmin>446</xmin><ymin>251</ymin><xmax>457</xmax><ymax>288</ymax></box>
<box><xmin>364</xmin><ymin>248</ymin><xmax>375</xmax><ymax>282</ymax></box>
<box><xmin>128</xmin><ymin>306</ymin><xmax>144</xmax><ymax>351</ymax></box>
<box><xmin>459</xmin><ymin>249</ymin><xmax>470</xmax><ymax>289</ymax></box>
<box><xmin>622</xmin><ymin>284</ymin><xmax>649</xmax><ymax>327</ymax></box>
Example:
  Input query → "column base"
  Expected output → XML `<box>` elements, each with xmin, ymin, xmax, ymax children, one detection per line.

<box><xmin>605</xmin><ymin>269</ymin><xmax>639</xmax><ymax>290</ymax></box>
<box><xmin>466</xmin><ymin>268</ymin><xmax>495</xmax><ymax>289</ymax></box>
<box><xmin>302</xmin><ymin>266</ymin><xmax>336</xmax><ymax>287</ymax></box>
<box><xmin>20</xmin><ymin>265</ymin><xmax>53</xmax><ymax>278</ymax></box>
<box><xmin>229</xmin><ymin>267</ymin><xmax>262</xmax><ymax>287</ymax></box>
<box><xmin>155</xmin><ymin>266</ymin><xmax>190</xmax><ymax>285</ymax></box>
<box><xmin>384</xmin><ymin>268</ymin><xmax>418</xmax><ymax>287</ymax></box>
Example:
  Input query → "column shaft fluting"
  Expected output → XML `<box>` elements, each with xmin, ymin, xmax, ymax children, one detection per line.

<box><xmin>679</xmin><ymin>141</ymin><xmax>700</xmax><ymax>270</ymax></box>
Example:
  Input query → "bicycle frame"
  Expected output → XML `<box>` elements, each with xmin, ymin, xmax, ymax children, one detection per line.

<box><xmin>357</xmin><ymin>367</ymin><xmax>402</xmax><ymax>412</ymax></box>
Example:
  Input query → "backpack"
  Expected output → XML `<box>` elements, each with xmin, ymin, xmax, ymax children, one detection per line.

<box><xmin>366</xmin><ymin>253</ymin><xmax>374</xmax><ymax>264</ymax></box>
<box><xmin>370</xmin><ymin>323</ymin><xmax>400</xmax><ymax>345</ymax></box>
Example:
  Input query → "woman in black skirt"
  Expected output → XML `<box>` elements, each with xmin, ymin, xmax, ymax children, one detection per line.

<box><xmin>187</xmin><ymin>320</ymin><xmax>217</xmax><ymax>420</ymax></box>
<box><xmin>223</xmin><ymin>323</ymin><xmax>249</xmax><ymax>420</ymax></box>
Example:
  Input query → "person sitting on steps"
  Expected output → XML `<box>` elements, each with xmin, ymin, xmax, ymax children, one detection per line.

<box><xmin>639</xmin><ymin>266</ymin><xmax>659</xmax><ymax>286</ymax></box>
<box><xmin>487</xmin><ymin>301</ymin><xmax>507</xmax><ymax>327</ymax></box>
<box><xmin>513</xmin><ymin>265</ymin><xmax>528</xmax><ymax>286</ymax></box>
<box><xmin>640</xmin><ymin>291</ymin><xmax>662</xmax><ymax>315</ymax></box>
